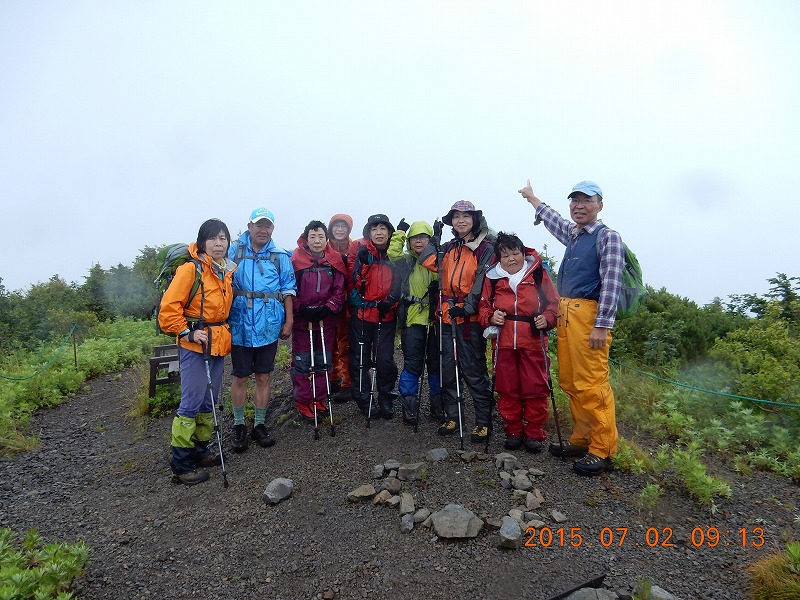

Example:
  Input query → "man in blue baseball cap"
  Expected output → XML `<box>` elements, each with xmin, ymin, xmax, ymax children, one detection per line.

<box><xmin>227</xmin><ymin>208</ymin><xmax>297</xmax><ymax>453</ymax></box>
<box><xmin>518</xmin><ymin>179</ymin><xmax>624</xmax><ymax>476</ymax></box>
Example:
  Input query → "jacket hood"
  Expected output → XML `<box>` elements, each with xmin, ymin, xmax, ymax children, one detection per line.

<box><xmin>293</xmin><ymin>233</ymin><xmax>347</xmax><ymax>276</ymax></box>
<box><xmin>405</xmin><ymin>221</ymin><xmax>434</xmax><ymax>253</ymax></box>
<box><xmin>328</xmin><ymin>214</ymin><xmax>353</xmax><ymax>235</ymax></box>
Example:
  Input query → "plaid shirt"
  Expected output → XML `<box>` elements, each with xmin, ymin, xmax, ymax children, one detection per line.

<box><xmin>535</xmin><ymin>203</ymin><xmax>624</xmax><ymax>329</ymax></box>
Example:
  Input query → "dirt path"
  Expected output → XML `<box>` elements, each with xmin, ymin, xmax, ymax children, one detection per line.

<box><xmin>1</xmin><ymin>358</ymin><xmax>797</xmax><ymax>600</ymax></box>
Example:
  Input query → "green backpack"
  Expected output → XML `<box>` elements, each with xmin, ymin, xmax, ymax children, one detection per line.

<box><xmin>596</xmin><ymin>226</ymin><xmax>645</xmax><ymax>319</ymax></box>
<box><xmin>153</xmin><ymin>243</ymin><xmax>203</xmax><ymax>333</ymax></box>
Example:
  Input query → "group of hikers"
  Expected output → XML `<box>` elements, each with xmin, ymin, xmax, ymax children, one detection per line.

<box><xmin>158</xmin><ymin>180</ymin><xmax>625</xmax><ymax>486</ymax></box>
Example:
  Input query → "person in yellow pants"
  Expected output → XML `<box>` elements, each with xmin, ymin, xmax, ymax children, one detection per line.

<box><xmin>519</xmin><ymin>180</ymin><xmax>624</xmax><ymax>475</ymax></box>
<box><xmin>556</xmin><ymin>298</ymin><xmax>618</xmax><ymax>461</ymax></box>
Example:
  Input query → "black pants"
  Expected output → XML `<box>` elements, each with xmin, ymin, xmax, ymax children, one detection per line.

<box><xmin>349</xmin><ymin>317</ymin><xmax>398</xmax><ymax>409</ymax></box>
<box><xmin>440</xmin><ymin>320</ymin><xmax>492</xmax><ymax>426</ymax></box>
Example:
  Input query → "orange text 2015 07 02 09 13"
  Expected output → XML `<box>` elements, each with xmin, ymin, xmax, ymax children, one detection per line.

<box><xmin>523</xmin><ymin>526</ymin><xmax>766</xmax><ymax>549</ymax></box>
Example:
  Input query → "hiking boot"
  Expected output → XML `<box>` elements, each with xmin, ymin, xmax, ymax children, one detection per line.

<box><xmin>470</xmin><ymin>425</ymin><xmax>489</xmax><ymax>443</ymax></box>
<box><xmin>524</xmin><ymin>439</ymin><xmax>543</xmax><ymax>454</ymax></box>
<box><xmin>402</xmin><ymin>410</ymin><xmax>418</xmax><ymax>426</ymax></box>
<box><xmin>332</xmin><ymin>386</ymin><xmax>352</xmax><ymax>404</ymax></box>
<box><xmin>548</xmin><ymin>442</ymin><xmax>588</xmax><ymax>458</ymax></box>
<box><xmin>504</xmin><ymin>435</ymin><xmax>523</xmax><ymax>450</ymax></box>
<box><xmin>231</xmin><ymin>424</ymin><xmax>249</xmax><ymax>453</ymax></box>
<box><xmin>429</xmin><ymin>395</ymin><xmax>444</xmax><ymax>421</ymax></box>
<box><xmin>251</xmin><ymin>424</ymin><xmax>276</xmax><ymax>448</ymax></box>
<box><xmin>437</xmin><ymin>420</ymin><xmax>457</xmax><ymax>436</ymax></box>
<box><xmin>572</xmin><ymin>453</ymin><xmax>614</xmax><ymax>476</ymax></box>
<box><xmin>196</xmin><ymin>451</ymin><xmax>222</xmax><ymax>468</ymax></box>
<box><xmin>378</xmin><ymin>400</ymin><xmax>394</xmax><ymax>419</ymax></box>
<box><xmin>171</xmin><ymin>469</ymin><xmax>209</xmax><ymax>486</ymax></box>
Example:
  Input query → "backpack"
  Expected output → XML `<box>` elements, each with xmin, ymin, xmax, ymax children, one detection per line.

<box><xmin>596</xmin><ymin>226</ymin><xmax>645</xmax><ymax>319</ymax></box>
<box><xmin>232</xmin><ymin>241</ymin><xmax>281</xmax><ymax>276</ymax></box>
<box><xmin>153</xmin><ymin>243</ymin><xmax>203</xmax><ymax>334</ymax></box>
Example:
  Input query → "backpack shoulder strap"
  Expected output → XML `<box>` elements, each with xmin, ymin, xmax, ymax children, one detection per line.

<box><xmin>184</xmin><ymin>259</ymin><xmax>204</xmax><ymax>309</ymax></box>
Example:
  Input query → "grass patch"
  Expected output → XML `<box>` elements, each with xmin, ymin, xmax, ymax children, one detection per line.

<box><xmin>0</xmin><ymin>527</ymin><xmax>90</xmax><ymax>599</ymax></box>
<box><xmin>747</xmin><ymin>541</ymin><xmax>800</xmax><ymax>599</ymax></box>
<box><xmin>0</xmin><ymin>319</ymin><xmax>166</xmax><ymax>456</ymax></box>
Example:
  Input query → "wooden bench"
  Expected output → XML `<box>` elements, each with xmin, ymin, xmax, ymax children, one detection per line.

<box><xmin>148</xmin><ymin>344</ymin><xmax>181</xmax><ymax>398</ymax></box>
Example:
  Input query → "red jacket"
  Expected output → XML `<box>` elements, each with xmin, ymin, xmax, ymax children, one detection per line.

<box><xmin>478</xmin><ymin>248</ymin><xmax>559</xmax><ymax>351</ymax></box>
<box><xmin>347</xmin><ymin>238</ymin><xmax>398</xmax><ymax>323</ymax></box>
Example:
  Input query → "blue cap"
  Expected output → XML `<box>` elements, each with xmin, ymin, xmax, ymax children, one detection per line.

<box><xmin>249</xmin><ymin>208</ymin><xmax>275</xmax><ymax>225</ymax></box>
<box><xmin>568</xmin><ymin>181</ymin><xmax>603</xmax><ymax>200</ymax></box>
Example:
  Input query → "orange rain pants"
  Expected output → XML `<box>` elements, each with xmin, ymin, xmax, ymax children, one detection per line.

<box><xmin>332</xmin><ymin>306</ymin><xmax>351</xmax><ymax>389</ymax></box>
<box><xmin>556</xmin><ymin>297</ymin><xmax>618</xmax><ymax>459</ymax></box>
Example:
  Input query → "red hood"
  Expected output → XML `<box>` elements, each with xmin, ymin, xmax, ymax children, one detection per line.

<box><xmin>327</xmin><ymin>214</ymin><xmax>354</xmax><ymax>253</ymax></box>
<box><xmin>293</xmin><ymin>234</ymin><xmax>347</xmax><ymax>275</ymax></box>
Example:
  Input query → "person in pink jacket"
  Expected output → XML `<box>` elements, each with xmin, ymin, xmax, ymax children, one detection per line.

<box><xmin>478</xmin><ymin>232</ymin><xmax>559</xmax><ymax>453</ymax></box>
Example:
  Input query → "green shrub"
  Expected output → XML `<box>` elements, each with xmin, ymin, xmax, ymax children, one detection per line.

<box><xmin>0</xmin><ymin>319</ymin><xmax>164</xmax><ymax>455</ymax></box>
<box><xmin>0</xmin><ymin>528</ymin><xmax>89</xmax><ymax>599</ymax></box>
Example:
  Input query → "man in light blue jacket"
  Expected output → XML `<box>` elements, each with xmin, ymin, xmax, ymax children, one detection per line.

<box><xmin>228</xmin><ymin>208</ymin><xmax>296</xmax><ymax>453</ymax></box>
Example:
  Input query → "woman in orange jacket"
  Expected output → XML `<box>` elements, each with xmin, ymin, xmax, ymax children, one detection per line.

<box><xmin>158</xmin><ymin>219</ymin><xmax>236</xmax><ymax>485</ymax></box>
<box><xmin>327</xmin><ymin>214</ymin><xmax>359</xmax><ymax>401</ymax></box>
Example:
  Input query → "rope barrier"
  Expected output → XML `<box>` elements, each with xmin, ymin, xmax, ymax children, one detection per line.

<box><xmin>610</xmin><ymin>357</ymin><xmax>799</xmax><ymax>409</ymax></box>
<box><xmin>0</xmin><ymin>323</ymin><xmax>157</xmax><ymax>381</ymax></box>
<box><xmin>0</xmin><ymin>324</ymin><xmax>79</xmax><ymax>381</ymax></box>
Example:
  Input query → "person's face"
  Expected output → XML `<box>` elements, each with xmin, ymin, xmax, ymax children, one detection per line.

<box><xmin>451</xmin><ymin>211</ymin><xmax>474</xmax><ymax>238</ymax></box>
<box><xmin>307</xmin><ymin>227</ymin><xmax>328</xmax><ymax>255</ymax></box>
<box><xmin>409</xmin><ymin>233</ymin><xmax>430</xmax><ymax>254</ymax></box>
<box><xmin>248</xmin><ymin>219</ymin><xmax>273</xmax><ymax>249</ymax></box>
<box><xmin>499</xmin><ymin>247</ymin><xmax>524</xmax><ymax>275</ymax></box>
<box><xmin>204</xmin><ymin>231</ymin><xmax>229</xmax><ymax>261</ymax></box>
<box><xmin>331</xmin><ymin>220</ymin><xmax>349</xmax><ymax>241</ymax></box>
<box><xmin>370</xmin><ymin>223</ymin><xmax>390</xmax><ymax>247</ymax></box>
<box><xmin>569</xmin><ymin>194</ymin><xmax>603</xmax><ymax>227</ymax></box>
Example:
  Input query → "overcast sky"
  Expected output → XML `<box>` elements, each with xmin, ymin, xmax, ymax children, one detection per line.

<box><xmin>2</xmin><ymin>1</ymin><xmax>797</xmax><ymax>305</ymax></box>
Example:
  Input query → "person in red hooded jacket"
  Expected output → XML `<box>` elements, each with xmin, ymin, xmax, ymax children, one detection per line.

<box><xmin>327</xmin><ymin>214</ymin><xmax>359</xmax><ymax>402</ymax></box>
<box><xmin>348</xmin><ymin>214</ymin><xmax>400</xmax><ymax>418</ymax></box>
<box><xmin>291</xmin><ymin>221</ymin><xmax>347</xmax><ymax>422</ymax></box>
<box><xmin>478</xmin><ymin>232</ymin><xmax>559</xmax><ymax>453</ymax></box>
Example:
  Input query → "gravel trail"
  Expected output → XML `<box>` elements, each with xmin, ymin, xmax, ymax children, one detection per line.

<box><xmin>1</xmin><ymin>354</ymin><xmax>797</xmax><ymax>600</ymax></box>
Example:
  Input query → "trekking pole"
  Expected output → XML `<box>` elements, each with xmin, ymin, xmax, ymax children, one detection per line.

<box><xmin>414</xmin><ymin>324</ymin><xmax>429</xmax><ymax>434</ymax></box>
<box><xmin>318</xmin><ymin>320</ymin><xmax>335</xmax><ymax>437</ymax></box>
<box><xmin>368</xmin><ymin>318</ymin><xmax>382</xmax><ymax>427</ymax></box>
<box><xmin>540</xmin><ymin>328</ymin><xmax>565</xmax><ymax>460</ymax></box>
<box><xmin>449</xmin><ymin>301</ymin><xmax>465</xmax><ymax>451</ymax></box>
<box><xmin>486</xmin><ymin>338</ymin><xmax>499</xmax><ymax>455</ymax></box>
<box><xmin>202</xmin><ymin>342</ymin><xmax>229</xmax><ymax>488</ymax></box>
<box><xmin>308</xmin><ymin>323</ymin><xmax>320</xmax><ymax>441</ymax></box>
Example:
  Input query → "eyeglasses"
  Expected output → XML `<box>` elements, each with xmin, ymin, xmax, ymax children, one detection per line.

<box><xmin>569</xmin><ymin>197</ymin><xmax>597</xmax><ymax>206</ymax></box>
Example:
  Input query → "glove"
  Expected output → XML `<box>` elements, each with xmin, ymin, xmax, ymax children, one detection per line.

<box><xmin>448</xmin><ymin>305</ymin><xmax>468</xmax><ymax>319</ymax></box>
<box><xmin>377</xmin><ymin>298</ymin><xmax>395</xmax><ymax>318</ymax></box>
<box><xmin>299</xmin><ymin>306</ymin><xmax>317</xmax><ymax>320</ymax></box>
<box><xmin>313</xmin><ymin>306</ymin><xmax>332</xmax><ymax>320</ymax></box>
<box><xmin>357</xmin><ymin>247</ymin><xmax>369</xmax><ymax>265</ymax></box>
<box><xmin>428</xmin><ymin>280</ymin><xmax>439</xmax><ymax>295</ymax></box>
<box><xmin>433</xmin><ymin>219</ymin><xmax>444</xmax><ymax>238</ymax></box>
<box><xmin>397</xmin><ymin>218</ymin><xmax>410</xmax><ymax>232</ymax></box>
